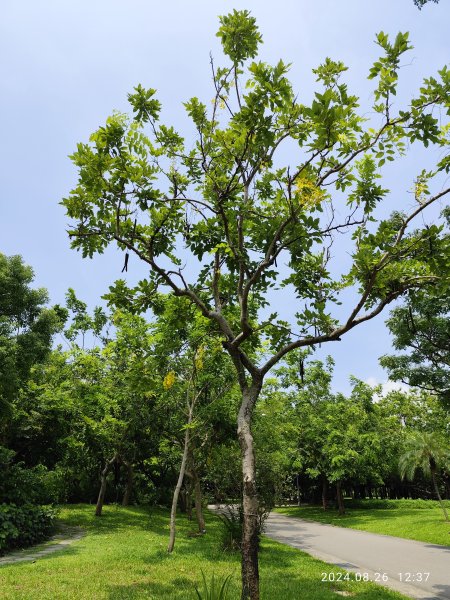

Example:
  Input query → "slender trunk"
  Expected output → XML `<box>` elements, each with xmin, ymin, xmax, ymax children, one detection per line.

<box><xmin>179</xmin><ymin>488</ymin><xmax>187</xmax><ymax>513</ymax></box>
<box><xmin>431</xmin><ymin>468</ymin><xmax>449</xmax><ymax>522</ymax></box>
<box><xmin>322</xmin><ymin>477</ymin><xmax>328</xmax><ymax>511</ymax></box>
<box><xmin>237</xmin><ymin>382</ymin><xmax>262</xmax><ymax>600</ymax></box>
<box><xmin>190</xmin><ymin>471</ymin><xmax>205</xmax><ymax>532</ymax></box>
<box><xmin>167</xmin><ymin>404</ymin><xmax>193</xmax><ymax>553</ymax></box>
<box><xmin>296</xmin><ymin>474</ymin><xmax>301</xmax><ymax>507</ymax></box>
<box><xmin>186</xmin><ymin>484</ymin><xmax>193</xmax><ymax>520</ymax></box>
<box><xmin>336</xmin><ymin>481</ymin><xmax>345</xmax><ymax>515</ymax></box>
<box><xmin>122</xmin><ymin>461</ymin><xmax>133</xmax><ymax>506</ymax></box>
<box><xmin>187</xmin><ymin>450</ymin><xmax>206</xmax><ymax>532</ymax></box>
<box><xmin>185</xmin><ymin>456</ymin><xmax>194</xmax><ymax>520</ymax></box>
<box><xmin>95</xmin><ymin>454</ymin><xmax>117</xmax><ymax>517</ymax></box>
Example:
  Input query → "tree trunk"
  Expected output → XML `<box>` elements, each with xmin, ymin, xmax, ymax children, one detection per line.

<box><xmin>186</xmin><ymin>484</ymin><xmax>193</xmax><ymax>520</ymax></box>
<box><xmin>336</xmin><ymin>481</ymin><xmax>345</xmax><ymax>515</ymax></box>
<box><xmin>95</xmin><ymin>454</ymin><xmax>117</xmax><ymax>517</ymax></box>
<box><xmin>193</xmin><ymin>470</ymin><xmax>205</xmax><ymax>532</ymax></box>
<box><xmin>322</xmin><ymin>477</ymin><xmax>328</xmax><ymax>511</ymax></box>
<box><xmin>431</xmin><ymin>468</ymin><xmax>449</xmax><ymax>521</ymax></box>
<box><xmin>167</xmin><ymin>404</ymin><xmax>193</xmax><ymax>553</ymax></box>
<box><xmin>237</xmin><ymin>383</ymin><xmax>262</xmax><ymax>600</ymax></box>
<box><xmin>122</xmin><ymin>460</ymin><xmax>133</xmax><ymax>506</ymax></box>
<box><xmin>187</xmin><ymin>450</ymin><xmax>206</xmax><ymax>532</ymax></box>
<box><xmin>296</xmin><ymin>474</ymin><xmax>301</xmax><ymax>506</ymax></box>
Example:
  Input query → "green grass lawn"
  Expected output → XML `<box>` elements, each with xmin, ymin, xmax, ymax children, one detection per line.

<box><xmin>275</xmin><ymin>499</ymin><xmax>450</xmax><ymax>546</ymax></box>
<box><xmin>0</xmin><ymin>504</ymin><xmax>409</xmax><ymax>599</ymax></box>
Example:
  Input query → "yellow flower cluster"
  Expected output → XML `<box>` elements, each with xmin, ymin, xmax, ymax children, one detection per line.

<box><xmin>295</xmin><ymin>174</ymin><xmax>326</xmax><ymax>209</ymax></box>
<box><xmin>163</xmin><ymin>371</ymin><xmax>176</xmax><ymax>390</ymax></box>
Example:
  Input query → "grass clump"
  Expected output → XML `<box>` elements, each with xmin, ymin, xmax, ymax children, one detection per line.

<box><xmin>217</xmin><ymin>508</ymin><xmax>242</xmax><ymax>552</ymax></box>
<box><xmin>194</xmin><ymin>571</ymin><xmax>233</xmax><ymax>600</ymax></box>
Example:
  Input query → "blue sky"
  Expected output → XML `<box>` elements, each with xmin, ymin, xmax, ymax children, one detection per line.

<box><xmin>1</xmin><ymin>0</ymin><xmax>448</xmax><ymax>392</ymax></box>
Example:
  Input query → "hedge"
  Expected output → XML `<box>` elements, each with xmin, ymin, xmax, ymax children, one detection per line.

<box><xmin>0</xmin><ymin>504</ymin><xmax>57</xmax><ymax>554</ymax></box>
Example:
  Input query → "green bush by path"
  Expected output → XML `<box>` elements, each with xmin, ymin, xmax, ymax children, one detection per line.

<box><xmin>275</xmin><ymin>499</ymin><xmax>450</xmax><ymax>546</ymax></box>
<box><xmin>0</xmin><ymin>504</ymin><xmax>408</xmax><ymax>599</ymax></box>
<box><xmin>344</xmin><ymin>498</ymin><xmax>450</xmax><ymax>510</ymax></box>
<box><xmin>0</xmin><ymin>504</ymin><xmax>57</xmax><ymax>554</ymax></box>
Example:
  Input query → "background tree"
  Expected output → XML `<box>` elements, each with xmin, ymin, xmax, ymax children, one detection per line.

<box><xmin>63</xmin><ymin>11</ymin><xmax>450</xmax><ymax>599</ymax></box>
<box><xmin>90</xmin><ymin>310</ymin><xmax>158</xmax><ymax>516</ymax></box>
<box><xmin>381</xmin><ymin>287</ymin><xmax>450</xmax><ymax>406</ymax></box>
<box><xmin>148</xmin><ymin>294</ymin><xmax>239</xmax><ymax>550</ymax></box>
<box><xmin>399</xmin><ymin>431</ymin><xmax>450</xmax><ymax>520</ymax></box>
<box><xmin>289</xmin><ymin>360</ymin><xmax>391</xmax><ymax>513</ymax></box>
<box><xmin>0</xmin><ymin>253</ymin><xmax>67</xmax><ymax>507</ymax></box>
<box><xmin>0</xmin><ymin>253</ymin><xmax>66</xmax><ymax>426</ymax></box>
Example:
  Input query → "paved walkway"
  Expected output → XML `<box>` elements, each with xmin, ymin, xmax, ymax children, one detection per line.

<box><xmin>0</xmin><ymin>526</ymin><xmax>84</xmax><ymax>566</ymax></box>
<box><xmin>265</xmin><ymin>513</ymin><xmax>450</xmax><ymax>600</ymax></box>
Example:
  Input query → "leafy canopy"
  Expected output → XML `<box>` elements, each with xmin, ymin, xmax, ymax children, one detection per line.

<box><xmin>381</xmin><ymin>283</ymin><xmax>450</xmax><ymax>406</ymax></box>
<box><xmin>0</xmin><ymin>254</ymin><xmax>66</xmax><ymax>419</ymax></box>
<box><xmin>63</xmin><ymin>11</ymin><xmax>450</xmax><ymax>385</ymax></box>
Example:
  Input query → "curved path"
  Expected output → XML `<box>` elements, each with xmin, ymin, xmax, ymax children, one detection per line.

<box><xmin>0</xmin><ymin>527</ymin><xmax>84</xmax><ymax>566</ymax></box>
<box><xmin>265</xmin><ymin>512</ymin><xmax>450</xmax><ymax>600</ymax></box>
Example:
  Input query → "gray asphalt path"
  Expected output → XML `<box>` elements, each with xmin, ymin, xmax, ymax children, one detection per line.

<box><xmin>265</xmin><ymin>512</ymin><xmax>450</xmax><ymax>600</ymax></box>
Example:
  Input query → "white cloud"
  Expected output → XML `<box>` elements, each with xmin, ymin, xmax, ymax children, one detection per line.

<box><xmin>364</xmin><ymin>377</ymin><xmax>410</xmax><ymax>398</ymax></box>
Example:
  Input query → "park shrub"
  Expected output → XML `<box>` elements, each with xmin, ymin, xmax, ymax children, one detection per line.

<box><xmin>0</xmin><ymin>446</ymin><xmax>66</xmax><ymax>505</ymax></box>
<box><xmin>0</xmin><ymin>504</ymin><xmax>57</xmax><ymax>554</ymax></box>
<box><xmin>347</xmin><ymin>498</ymin><xmax>450</xmax><ymax>510</ymax></box>
<box><xmin>217</xmin><ymin>507</ymin><xmax>242</xmax><ymax>552</ymax></box>
<box><xmin>217</xmin><ymin>505</ymin><xmax>269</xmax><ymax>552</ymax></box>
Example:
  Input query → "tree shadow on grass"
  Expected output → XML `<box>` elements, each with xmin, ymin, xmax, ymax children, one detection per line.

<box><xmin>58</xmin><ymin>505</ymin><xmax>170</xmax><ymax>537</ymax></box>
<box><xmin>107</xmin><ymin>578</ymin><xmax>194</xmax><ymax>600</ymax></box>
<box><xmin>0</xmin><ymin>544</ymin><xmax>81</xmax><ymax>569</ymax></box>
<box><xmin>140</xmin><ymin>520</ymin><xmax>301</xmax><ymax>569</ymax></box>
<box><xmin>107</xmin><ymin>576</ymin><xmax>242</xmax><ymax>600</ymax></box>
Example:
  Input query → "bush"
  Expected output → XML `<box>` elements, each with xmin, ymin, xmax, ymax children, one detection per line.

<box><xmin>218</xmin><ymin>507</ymin><xmax>242</xmax><ymax>551</ymax></box>
<box><xmin>0</xmin><ymin>504</ymin><xmax>57</xmax><ymax>555</ymax></box>
<box><xmin>217</xmin><ymin>505</ymin><xmax>268</xmax><ymax>552</ymax></box>
<box><xmin>346</xmin><ymin>498</ymin><xmax>450</xmax><ymax>510</ymax></box>
<box><xmin>0</xmin><ymin>446</ymin><xmax>66</xmax><ymax>505</ymax></box>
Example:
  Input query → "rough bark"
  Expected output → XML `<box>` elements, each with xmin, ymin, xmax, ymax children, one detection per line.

<box><xmin>122</xmin><ymin>460</ymin><xmax>133</xmax><ymax>506</ymax></box>
<box><xmin>238</xmin><ymin>382</ymin><xmax>262</xmax><ymax>600</ymax></box>
<box><xmin>95</xmin><ymin>454</ymin><xmax>117</xmax><ymax>517</ymax></box>
<box><xmin>336</xmin><ymin>480</ymin><xmax>345</xmax><ymax>515</ymax></box>
<box><xmin>167</xmin><ymin>403</ymin><xmax>193</xmax><ymax>553</ymax></box>
<box><xmin>431</xmin><ymin>468</ymin><xmax>449</xmax><ymax>521</ymax></box>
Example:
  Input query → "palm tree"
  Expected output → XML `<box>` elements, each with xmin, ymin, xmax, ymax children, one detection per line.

<box><xmin>399</xmin><ymin>431</ymin><xmax>450</xmax><ymax>521</ymax></box>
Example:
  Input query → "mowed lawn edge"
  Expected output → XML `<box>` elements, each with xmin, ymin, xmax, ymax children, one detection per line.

<box><xmin>275</xmin><ymin>500</ymin><xmax>450</xmax><ymax>547</ymax></box>
<box><xmin>0</xmin><ymin>504</ymin><xmax>409</xmax><ymax>600</ymax></box>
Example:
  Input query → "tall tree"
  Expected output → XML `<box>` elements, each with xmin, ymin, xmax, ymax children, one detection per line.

<box><xmin>0</xmin><ymin>254</ymin><xmax>65</xmax><ymax>427</ymax></box>
<box><xmin>149</xmin><ymin>295</ymin><xmax>238</xmax><ymax>550</ymax></box>
<box><xmin>291</xmin><ymin>361</ymin><xmax>391</xmax><ymax>513</ymax></box>
<box><xmin>63</xmin><ymin>11</ymin><xmax>450</xmax><ymax>599</ymax></box>
<box><xmin>381</xmin><ymin>288</ymin><xmax>450</xmax><ymax>406</ymax></box>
